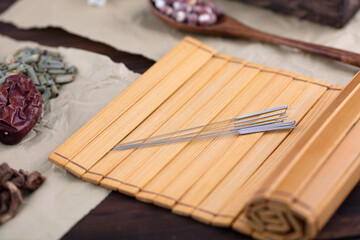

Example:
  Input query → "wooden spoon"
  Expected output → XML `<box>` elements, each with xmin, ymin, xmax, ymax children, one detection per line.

<box><xmin>149</xmin><ymin>1</ymin><xmax>360</xmax><ymax>68</ymax></box>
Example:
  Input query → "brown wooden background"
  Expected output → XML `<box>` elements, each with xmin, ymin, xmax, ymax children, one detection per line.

<box><xmin>0</xmin><ymin>1</ymin><xmax>359</xmax><ymax>239</ymax></box>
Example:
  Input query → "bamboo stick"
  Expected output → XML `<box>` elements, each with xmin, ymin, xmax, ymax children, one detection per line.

<box><xmin>100</xmin><ymin>60</ymin><xmax>244</xmax><ymax>190</ymax></box>
<box><xmin>64</xmin><ymin>44</ymin><xmax>215</xmax><ymax>177</ymax></box>
<box><xmin>82</xmin><ymin>55</ymin><xmax>230</xmax><ymax>184</ymax></box>
<box><xmin>49</xmin><ymin>37</ymin><xmax>200</xmax><ymax>167</ymax></box>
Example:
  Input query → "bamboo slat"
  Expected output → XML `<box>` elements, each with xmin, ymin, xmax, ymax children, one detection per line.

<box><xmin>49</xmin><ymin>37</ymin><xmax>359</xmax><ymax>240</ymax></box>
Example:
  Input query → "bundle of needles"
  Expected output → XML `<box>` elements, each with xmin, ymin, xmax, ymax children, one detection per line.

<box><xmin>113</xmin><ymin>105</ymin><xmax>296</xmax><ymax>151</ymax></box>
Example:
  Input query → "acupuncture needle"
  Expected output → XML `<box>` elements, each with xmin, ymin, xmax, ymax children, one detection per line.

<box><xmin>112</xmin><ymin>121</ymin><xmax>296</xmax><ymax>151</ymax></box>
<box><xmin>112</xmin><ymin>106</ymin><xmax>292</xmax><ymax>151</ymax></box>
<box><xmin>115</xmin><ymin>118</ymin><xmax>286</xmax><ymax>150</ymax></box>
<box><xmin>113</xmin><ymin>105</ymin><xmax>288</xmax><ymax>148</ymax></box>
<box><xmin>113</xmin><ymin>120</ymin><xmax>286</xmax><ymax>151</ymax></box>
<box><xmin>113</xmin><ymin>107</ymin><xmax>288</xmax><ymax>149</ymax></box>
<box><xmin>118</xmin><ymin>114</ymin><xmax>287</xmax><ymax>149</ymax></box>
<box><xmin>234</xmin><ymin>111</ymin><xmax>287</xmax><ymax>125</ymax></box>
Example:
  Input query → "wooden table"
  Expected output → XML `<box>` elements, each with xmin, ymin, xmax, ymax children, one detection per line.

<box><xmin>0</xmin><ymin>1</ymin><xmax>359</xmax><ymax>239</ymax></box>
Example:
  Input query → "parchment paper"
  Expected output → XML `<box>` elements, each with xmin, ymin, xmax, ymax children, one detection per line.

<box><xmin>1</xmin><ymin>0</ymin><xmax>359</xmax><ymax>85</ymax></box>
<box><xmin>0</xmin><ymin>35</ymin><xmax>140</xmax><ymax>239</ymax></box>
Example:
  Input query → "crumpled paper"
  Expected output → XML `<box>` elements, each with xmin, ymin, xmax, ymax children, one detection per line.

<box><xmin>0</xmin><ymin>35</ymin><xmax>140</xmax><ymax>239</ymax></box>
<box><xmin>0</xmin><ymin>0</ymin><xmax>359</xmax><ymax>85</ymax></box>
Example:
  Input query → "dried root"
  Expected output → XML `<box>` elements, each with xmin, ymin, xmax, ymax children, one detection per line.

<box><xmin>0</xmin><ymin>163</ymin><xmax>45</xmax><ymax>224</ymax></box>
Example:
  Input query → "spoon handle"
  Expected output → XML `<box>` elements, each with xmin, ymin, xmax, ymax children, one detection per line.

<box><xmin>226</xmin><ymin>20</ymin><xmax>360</xmax><ymax>68</ymax></box>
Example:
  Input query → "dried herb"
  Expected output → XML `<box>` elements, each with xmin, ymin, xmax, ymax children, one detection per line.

<box><xmin>0</xmin><ymin>75</ymin><xmax>42</xmax><ymax>145</ymax></box>
<box><xmin>0</xmin><ymin>163</ymin><xmax>45</xmax><ymax>224</ymax></box>
<box><xmin>1</xmin><ymin>47</ymin><xmax>77</xmax><ymax>102</ymax></box>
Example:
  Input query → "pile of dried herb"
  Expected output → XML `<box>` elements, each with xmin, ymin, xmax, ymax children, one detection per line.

<box><xmin>0</xmin><ymin>47</ymin><xmax>76</xmax><ymax>102</ymax></box>
<box><xmin>0</xmin><ymin>163</ymin><xmax>45</xmax><ymax>224</ymax></box>
<box><xmin>0</xmin><ymin>47</ymin><xmax>77</xmax><ymax>145</ymax></box>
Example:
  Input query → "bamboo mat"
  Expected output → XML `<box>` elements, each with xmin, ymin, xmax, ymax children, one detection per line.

<box><xmin>49</xmin><ymin>37</ymin><xmax>360</xmax><ymax>240</ymax></box>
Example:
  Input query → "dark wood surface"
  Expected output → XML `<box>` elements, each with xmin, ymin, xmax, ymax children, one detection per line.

<box><xmin>0</xmin><ymin>1</ymin><xmax>359</xmax><ymax>239</ymax></box>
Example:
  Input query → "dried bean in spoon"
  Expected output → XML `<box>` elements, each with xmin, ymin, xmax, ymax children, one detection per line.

<box><xmin>152</xmin><ymin>0</ymin><xmax>222</xmax><ymax>26</ymax></box>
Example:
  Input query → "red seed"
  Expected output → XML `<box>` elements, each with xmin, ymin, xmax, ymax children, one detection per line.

<box><xmin>187</xmin><ymin>13</ymin><xmax>198</xmax><ymax>25</ymax></box>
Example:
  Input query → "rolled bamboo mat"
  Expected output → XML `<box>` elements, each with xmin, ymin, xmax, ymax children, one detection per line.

<box><xmin>48</xmin><ymin>37</ymin><xmax>359</xmax><ymax>240</ymax></box>
<box><xmin>241</xmin><ymin>72</ymin><xmax>360</xmax><ymax>240</ymax></box>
